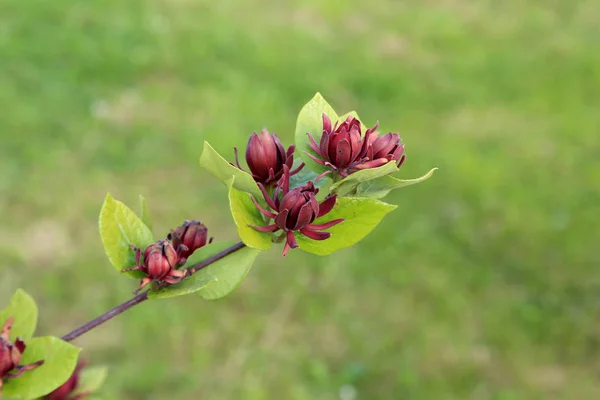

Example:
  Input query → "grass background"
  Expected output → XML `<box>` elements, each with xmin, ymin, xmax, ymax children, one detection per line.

<box><xmin>1</xmin><ymin>0</ymin><xmax>599</xmax><ymax>399</ymax></box>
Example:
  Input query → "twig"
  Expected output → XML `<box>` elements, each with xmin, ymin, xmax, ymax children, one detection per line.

<box><xmin>62</xmin><ymin>241</ymin><xmax>246</xmax><ymax>342</ymax></box>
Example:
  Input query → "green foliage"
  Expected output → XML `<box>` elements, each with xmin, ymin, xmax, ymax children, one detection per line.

<box><xmin>1</xmin><ymin>290</ymin><xmax>81</xmax><ymax>400</ymax></box>
<box><xmin>199</xmin><ymin>141</ymin><xmax>263</xmax><ymax>199</ymax></box>
<box><xmin>98</xmin><ymin>193</ymin><xmax>154</xmax><ymax>279</ymax></box>
<box><xmin>76</xmin><ymin>366</ymin><xmax>109</xmax><ymax>396</ymax></box>
<box><xmin>147</xmin><ymin>273</ymin><xmax>217</xmax><ymax>299</ymax></box>
<box><xmin>138</xmin><ymin>194</ymin><xmax>153</xmax><ymax>231</ymax></box>
<box><xmin>329</xmin><ymin>162</ymin><xmax>400</xmax><ymax>196</ymax></box>
<box><xmin>294</xmin><ymin>93</ymin><xmax>339</xmax><ymax>174</ymax></box>
<box><xmin>0</xmin><ymin>289</ymin><xmax>37</xmax><ymax>341</ymax></box>
<box><xmin>190</xmin><ymin>242</ymin><xmax>261</xmax><ymax>300</ymax></box>
<box><xmin>227</xmin><ymin>178</ymin><xmax>272</xmax><ymax>251</ymax></box>
<box><xmin>296</xmin><ymin>197</ymin><xmax>397</xmax><ymax>255</ymax></box>
<box><xmin>2</xmin><ymin>337</ymin><xmax>81</xmax><ymax>400</ymax></box>
<box><xmin>354</xmin><ymin>168</ymin><xmax>439</xmax><ymax>199</ymax></box>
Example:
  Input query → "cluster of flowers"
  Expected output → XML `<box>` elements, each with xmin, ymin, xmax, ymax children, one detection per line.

<box><xmin>124</xmin><ymin>220</ymin><xmax>212</xmax><ymax>293</ymax></box>
<box><xmin>233</xmin><ymin>113</ymin><xmax>405</xmax><ymax>256</ymax></box>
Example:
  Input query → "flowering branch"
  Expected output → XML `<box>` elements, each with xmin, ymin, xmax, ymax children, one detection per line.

<box><xmin>61</xmin><ymin>241</ymin><xmax>246</xmax><ymax>343</ymax></box>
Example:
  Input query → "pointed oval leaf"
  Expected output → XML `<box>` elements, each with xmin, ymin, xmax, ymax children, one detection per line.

<box><xmin>74</xmin><ymin>366</ymin><xmax>109</xmax><ymax>396</ymax></box>
<box><xmin>138</xmin><ymin>194</ymin><xmax>153</xmax><ymax>231</ymax></box>
<box><xmin>147</xmin><ymin>271</ymin><xmax>217</xmax><ymax>299</ymax></box>
<box><xmin>294</xmin><ymin>93</ymin><xmax>339</xmax><ymax>174</ymax></box>
<box><xmin>2</xmin><ymin>336</ymin><xmax>81</xmax><ymax>400</ymax></box>
<box><xmin>329</xmin><ymin>161</ymin><xmax>399</xmax><ymax>196</ymax></box>
<box><xmin>0</xmin><ymin>289</ymin><xmax>38</xmax><ymax>341</ymax></box>
<box><xmin>187</xmin><ymin>242</ymin><xmax>261</xmax><ymax>300</ymax></box>
<box><xmin>355</xmin><ymin>168</ymin><xmax>438</xmax><ymax>199</ymax></box>
<box><xmin>199</xmin><ymin>141</ymin><xmax>263</xmax><ymax>199</ymax></box>
<box><xmin>228</xmin><ymin>178</ymin><xmax>273</xmax><ymax>250</ymax></box>
<box><xmin>296</xmin><ymin>197</ymin><xmax>397</xmax><ymax>256</ymax></box>
<box><xmin>99</xmin><ymin>193</ymin><xmax>154</xmax><ymax>279</ymax></box>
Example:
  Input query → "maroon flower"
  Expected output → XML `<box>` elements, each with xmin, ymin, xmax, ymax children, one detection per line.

<box><xmin>170</xmin><ymin>220</ymin><xmax>212</xmax><ymax>265</ymax></box>
<box><xmin>234</xmin><ymin>129</ymin><xmax>304</xmax><ymax>186</ymax></box>
<box><xmin>249</xmin><ymin>166</ymin><xmax>343</xmax><ymax>256</ymax></box>
<box><xmin>368</xmin><ymin>132</ymin><xmax>406</xmax><ymax>167</ymax></box>
<box><xmin>306</xmin><ymin>114</ymin><xmax>379</xmax><ymax>177</ymax></box>
<box><xmin>45</xmin><ymin>360</ymin><xmax>90</xmax><ymax>400</ymax></box>
<box><xmin>0</xmin><ymin>317</ymin><xmax>44</xmax><ymax>392</ymax></box>
<box><xmin>306</xmin><ymin>114</ymin><xmax>406</xmax><ymax>176</ymax></box>
<box><xmin>123</xmin><ymin>239</ymin><xmax>189</xmax><ymax>293</ymax></box>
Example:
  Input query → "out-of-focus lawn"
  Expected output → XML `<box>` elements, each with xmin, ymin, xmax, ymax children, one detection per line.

<box><xmin>1</xmin><ymin>0</ymin><xmax>599</xmax><ymax>398</ymax></box>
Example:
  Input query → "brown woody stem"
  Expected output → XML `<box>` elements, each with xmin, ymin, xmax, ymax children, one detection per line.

<box><xmin>61</xmin><ymin>241</ymin><xmax>246</xmax><ymax>342</ymax></box>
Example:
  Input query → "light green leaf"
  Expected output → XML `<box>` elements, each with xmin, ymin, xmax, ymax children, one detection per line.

<box><xmin>296</xmin><ymin>197</ymin><xmax>397</xmax><ymax>256</ymax></box>
<box><xmin>2</xmin><ymin>336</ymin><xmax>81</xmax><ymax>400</ymax></box>
<box><xmin>147</xmin><ymin>271</ymin><xmax>217</xmax><ymax>299</ymax></box>
<box><xmin>289</xmin><ymin>162</ymin><xmax>331</xmax><ymax>189</ymax></box>
<box><xmin>189</xmin><ymin>242</ymin><xmax>261</xmax><ymax>300</ymax></box>
<box><xmin>98</xmin><ymin>193</ymin><xmax>154</xmax><ymax>279</ymax></box>
<box><xmin>74</xmin><ymin>366</ymin><xmax>109</xmax><ymax>396</ymax></box>
<box><xmin>138</xmin><ymin>194</ymin><xmax>152</xmax><ymax>231</ymax></box>
<box><xmin>227</xmin><ymin>178</ymin><xmax>273</xmax><ymax>250</ymax></box>
<box><xmin>355</xmin><ymin>168</ymin><xmax>438</xmax><ymax>199</ymax></box>
<box><xmin>329</xmin><ymin>162</ymin><xmax>399</xmax><ymax>196</ymax></box>
<box><xmin>294</xmin><ymin>93</ymin><xmax>339</xmax><ymax>174</ymax></box>
<box><xmin>0</xmin><ymin>289</ymin><xmax>37</xmax><ymax>341</ymax></box>
<box><xmin>199</xmin><ymin>141</ymin><xmax>263</xmax><ymax>199</ymax></box>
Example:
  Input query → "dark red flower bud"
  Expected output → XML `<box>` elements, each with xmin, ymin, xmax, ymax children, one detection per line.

<box><xmin>122</xmin><ymin>239</ymin><xmax>189</xmax><ymax>294</ymax></box>
<box><xmin>233</xmin><ymin>129</ymin><xmax>304</xmax><ymax>186</ymax></box>
<box><xmin>144</xmin><ymin>240</ymin><xmax>178</xmax><ymax>279</ymax></box>
<box><xmin>306</xmin><ymin>114</ymin><xmax>379</xmax><ymax>177</ymax></box>
<box><xmin>1</xmin><ymin>317</ymin><xmax>44</xmax><ymax>392</ymax></box>
<box><xmin>45</xmin><ymin>360</ymin><xmax>90</xmax><ymax>400</ymax></box>
<box><xmin>248</xmin><ymin>166</ymin><xmax>343</xmax><ymax>256</ymax></box>
<box><xmin>170</xmin><ymin>220</ymin><xmax>211</xmax><ymax>264</ymax></box>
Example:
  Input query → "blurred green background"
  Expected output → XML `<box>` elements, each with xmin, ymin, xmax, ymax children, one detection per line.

<box><xmin>1</xmin><ymin>0</ymin><xmax>599</xmax><ymax>399</ymax></box>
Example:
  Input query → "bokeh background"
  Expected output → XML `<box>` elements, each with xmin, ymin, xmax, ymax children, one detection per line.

<box><xmin>1</xmin><ymin>0</ymin><xmax>599</xmax><ymax>399</ymax></box>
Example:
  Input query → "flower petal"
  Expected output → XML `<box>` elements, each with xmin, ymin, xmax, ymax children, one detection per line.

<box><xmin>306</xmin><ymin>218</ymin><xmax>344</xmax><ymax>230</ymax></box>
<box><xmin>299</xmin><ymin>228</ymin><xmax>331</xmax><ymax>241</ymax></box>
<box><xmin>317</xmin><ymin>195</ymin><xmax>337</xmax><ymax>217</ymax></box>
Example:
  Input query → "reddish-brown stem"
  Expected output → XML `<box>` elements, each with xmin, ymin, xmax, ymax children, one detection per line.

<box><xmin>61</xmin><ymin>241</ymin><xmax>246</xmax><ymax>342</ymax></box>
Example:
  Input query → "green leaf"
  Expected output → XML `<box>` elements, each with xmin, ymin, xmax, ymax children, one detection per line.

<box><xmin>74</xmin><ymin>366</ymin><xmax>109</xmax><ymax>396</ymax></box>
<box><xmin>190</xmin><ymin>242</ymin><xmax>261</xmax><ymax>300</ymax></box>
<box><xmin>294</xmin><ymin>93</ymin><xmax>339</xmax><ymax>174</ymax></box>
<box><xmin>98</xmin><ymin>193</ymin><xmax>154</xmax><ymax>279</ymax></box>
<box><xmin>355</xmin><ymin>168</ymin><xmax>438</xmax><ymax>199</ymax></box>
<box><xmin>296</xmin><ymin>197</ymin><xmax>397</xmax><ymax>256</ymax></box>
<box><xmin>329</xmin><ymin>162</ymin><xmax>399</xmax><ymax>196</ymax></box>
<box><xmin>147</xmin><ymin>271</ymin><xmax>217</xmax><ymax>300</ymax></box>
<box><xmin>2</xmin><ymin>336</ymin><xmax>81</xmax><ymax>400</ymax></box>
<box><xmin>0</xmin><ymin>289</ymin><xmax>37</xmax><ymax>341</ymax></box>
<box><xmin>289</xmin><ymin>163</ymin><xmax>331</xmax><ymax>190</ymax></box>
<box><xmin>199</xmin><ymin>141</ymin><xmax>263</xmax><ymax>199</ymax></box>
<box><xmin>138</xmin><ymin>194</ymin><xmax>153</xmax><ymax>231</ymax></box>
<box><xmin>227</xmin><ymin>178</ymin><xmax>272</xmax><ymax>251</ymax></box>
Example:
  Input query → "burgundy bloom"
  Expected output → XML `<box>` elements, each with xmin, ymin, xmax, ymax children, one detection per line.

<box><xmin>45</xmin><ymin>360</ymin><xmax>90</xmax><ymax>400</ymax></box>
<box><xmin>234</xmin><ymin>129</ymin><xmax>304</xmax><ymax>186</ymax></box>
<box><xmin>123</xmin><ymin>239</ymin><xmax>188</xmax><ymax>293</ymax></box>
<box><xmin>170</xmin><ymin>220</ymin><xmax>212</xmax><ymax>265</ymax></box>
<box><xmin>0</xmin><ymin>317</ymin><xmax>44</xmax><ymax>392</ymax></box>
<box><xmin>367</xmin><ymin>132</ymin><xmax>406</xmax><ymax>167</ymax></box>
<box><xmin>306</xmin><ymin>114</ymin><xmax>379</xmax><ymax>177</ymax></box>
<box><xmin>249</xmin><ymin>166</ymin><xmax>343</xmax><ymax>256</ymax></box>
